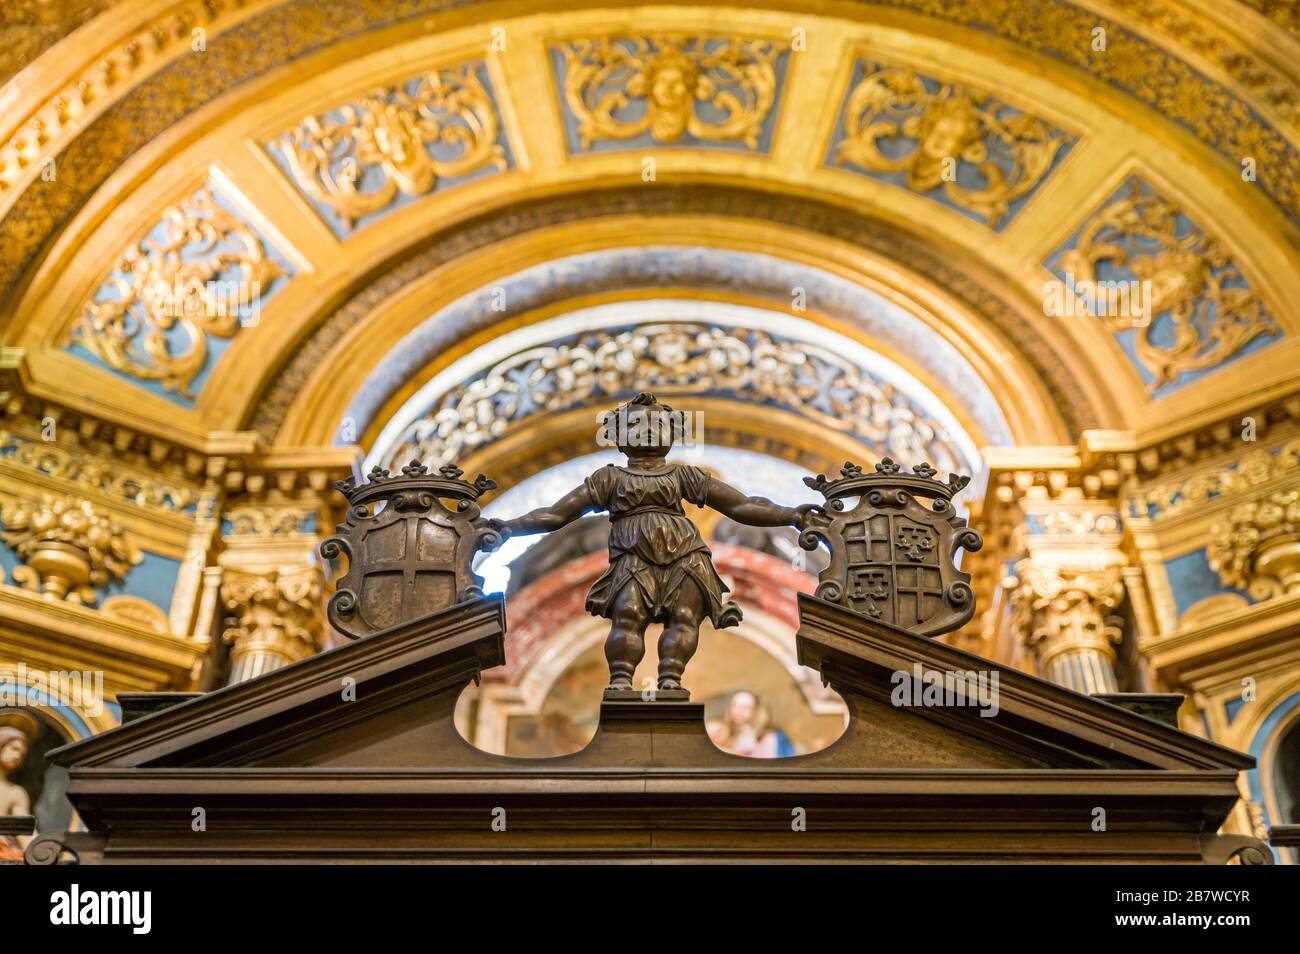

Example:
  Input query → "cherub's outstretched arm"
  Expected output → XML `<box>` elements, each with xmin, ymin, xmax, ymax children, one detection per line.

<box><xmin>499</xmin><ymin>485</ymin><xmax>592</xmax><ymax>536</ymax></box>
<box><xmin>705</xmin><ymin>477</ymin><xmax>819</xmax><ymax>528</ymax></box>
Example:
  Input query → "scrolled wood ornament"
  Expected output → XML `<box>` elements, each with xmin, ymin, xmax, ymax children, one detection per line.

<box><xmin>321</xmin><ymin>461</ymin><xmax>505</xmax><ymax>640</ymax></box>
<box><xmin>799</xmin><ymin>458</ymin><xmax>982</xmax><ymax>636</ymax></box>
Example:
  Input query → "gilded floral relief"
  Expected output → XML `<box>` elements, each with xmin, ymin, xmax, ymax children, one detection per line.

<box><xmin>66</xmin><ymin>183</ymin><xmax>295</xmax><ymax>407</ymax></box>
<box><xmin>1047</xmin><ymin>177</ymin><xmax>1281</xmax><ymax>395</ymax></box>
<box><xmin>268</xmin><ymin>61</ymin><xmax>512</xmax><ymax>235</ymax></box>
<box><xmin>826</xmin><ymin>59</ymin><xmax>1075</xmax><ymax>230</ymax></box>
<box><xmin>552</xmin><ymin>35</ymin><xmax>788</xmax><ymax>154</ymax></box>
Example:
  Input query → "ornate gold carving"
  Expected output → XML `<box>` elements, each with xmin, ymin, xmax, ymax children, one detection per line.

<box><xmin>272</xmin><ymin>64</ymin><xmax>506</xmax><ymax>231</ymax></box>
<box><xmin>831</xmin><ymin>62</ymin><xmax>1071</xmax><ymax>227</ymax></box>
<box><xmin>1129</xmin><ymin>438</ymin><xmax>1300</xmax><ymax>520</ymax></box>
<box><xmin>223</xmin><ymin>506</ymin><xmax>315</xmax><ymax>536</ymax></box>
<box><xmin>220</xmin><ymin>565</ymin><xmax>325</xmax><ymax>681</ymax></box>
<box><xmin>1208</xmin><ymin>488</ymin><xmax>1300</xmax><ymax>599</ymax></box>
<box><xmin>1008</xmin><ymin>562</ymin><xmax>1125</xmax><ymax>693</ymax></box>
<box><xmin>0</xmin><ymin>430</ymin><xmax>199</xmax><ymax>512</ymax></box>
<box><xmin>387</xmin><ymin>323</ymin><xmax>966</xmax><ymax>475</ymax></box>
<box><xmin>556</xmin><ymin>35</ymin><xmax>781</xmax><ymax>149</ymax></box>
<box><xmin>0</xmin><ymin>0</ymin><xmax>108</xmax><ymax>85</ymax></box>
<box><xmin>0</xmin><ymin>492</ymin><xmax>142</xmax><ymax>603</ymax></box>
<box><xmin>100</xmin><ymin>593</ymin><xmax>169</xmax><ymax>631</ymax></box>
<box><xmin>68</xmin><ymin>185</ymin><xmax>285</xmax><ymax>398</ymax></box>
<box><xmin>1056</xmin><ymin>180</ymin><xmax>1279</xmax><ymax>391</ymax></box>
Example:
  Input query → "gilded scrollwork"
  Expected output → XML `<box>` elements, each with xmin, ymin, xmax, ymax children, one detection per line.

<box><xmin>386</xmin><ymin>323</ymin><xmax>966</xmax><ymax>476</ymax></box>
<box><xmin>555</xmin><ymin>35</ymin><xmax>782</xmax><ymax>150</ymax></box>
<box><xmin>272</xmin><ymin>63</ymin><xmax>507</xmax><ymax>232</ymax></box>
<box><xmin>1128</xmin><ymin>438</ymin><xmax>1300</xmax><ymax>520</ymax></box>
<box><xmin>67</xmin><ymin>185</ymin><xmax>287</xmax><ymax>400</ymax></box>
<box><xmin>0</xmin><ymin>492</ymin><xmax>142</xmax><ymax>603</ymax></box>
<box><xmin>1208</xmin><ymin>487</ymin><xmax>1300</xmax><ymax>599</ymax></box>
<box><xmin>1054</xmin><ymin>178</ymin><xmax>1280</xmax><ymax>392</ymax></box>
<box><xmin>829</xmin><ymin>61</ymin><xmax>1072</xmax><ymax>228</ymax></box>
<box><xmin>0</xmin><ymin>431</ymin><xmax>199</xmax><ymax>513</ymax></box>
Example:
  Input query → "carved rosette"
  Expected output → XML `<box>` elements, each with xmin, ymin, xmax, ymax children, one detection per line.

<box><xmin>321</xmin><ymin>461</ymin><xmax>505</xmax><ymax>640</ymax></box>
<box><xmin>798</xmin><ymin>459</ymin><xmax>982</xmax><ymax>636</ymax></box>
<box><xmin>1008</xmin><ymin>563</ymin><xmax>1125</xmax><ymax>694</ymax></box>
<box><xmin>221</xmin><ymin>565</ymin><xmax>326</xmax><ymax>683</ymax></box>
<box><xmin>0</xmin><ymin>493</ymin><xmax>142</xmax><ymax>603</ymax></box>
<box><xmin>1208</xmin><ymin>488</ymin><xmax>1300</xmax><ymax>599</ymax></box>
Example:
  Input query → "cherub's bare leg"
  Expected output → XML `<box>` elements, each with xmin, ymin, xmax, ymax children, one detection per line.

<box><xmin>605</xmin><ymin>584</ymin><xmax>651</xmax><ymax>690</ymax></box>
<box><xmin>657</xmin><ymin>580</ymin><xmax>707</xmax><ymax>691</ymax></box>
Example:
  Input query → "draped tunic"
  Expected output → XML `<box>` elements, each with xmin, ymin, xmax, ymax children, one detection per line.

<box><xmin>583</xmin><ymin>463</ymin><xmax>735</xmax><ymax>626</ymax></box>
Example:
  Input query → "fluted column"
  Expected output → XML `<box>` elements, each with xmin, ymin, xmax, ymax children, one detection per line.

<box><xmin>220</xmin><ymin>565</ymin><xmax>325</xmax><ymax>683</ymax></box>
<box><xmin>1009</xmin><ymin>562</ymin><xmax>1125</xmax><ymax>694</ymax></box>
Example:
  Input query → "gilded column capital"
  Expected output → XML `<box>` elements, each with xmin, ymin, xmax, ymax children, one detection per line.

<box><xmin>1208</xmin><ymin>488</ymin><xmax>1300</xmax><ymax>599</ymax></box>
<box><xmin>220</xmin><ymin>564</ymin><xmax>325</xmax><ymax>684</ymax></box>
<box><xmin>1008</xmin><ymin>561</ymin><xmax>1125</xmax><ymax>694</ymax></box>
<box><xmin>0</xmin><ymin>491</ymin><xmax>141</xmax><ymax>603</ymax></box>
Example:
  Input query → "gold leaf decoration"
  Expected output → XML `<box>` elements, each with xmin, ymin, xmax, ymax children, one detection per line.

<box><xmin>0</xmin><ymin>492</ymin><xmax>142</xmax><ymax>604</ymax></box>
<box><xmin>387</xmin><ymin>323</ymin><xmax>965</xmax><ymax>476</ymax></box>
<box><xmin>68</xmin><ymin>185</ymin><xmax>286</xmax><ymax>399</ymax></box>
<box><xmin>1055</xmin><ymin>179</ymin><xmax>1280</xmax><ymax>392</ymax></box>
<box><xmin>272</xmin><ymin>63</ymin><xmax>507</xmax><ymax>232</ymax></box>
<box><xmin>830</xmin><ymin>61</ymin><xmax>1071</xmax><ymax>228</ymax></box>
<box><xmin>555</xmin><ymin>35</ymin><xmax>782</xmax><ymax>150</ymax></box>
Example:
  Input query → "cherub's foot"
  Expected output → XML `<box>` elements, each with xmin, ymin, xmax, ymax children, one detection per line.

<box><xmin>607</xmin><ymin>676</ymin><xmax>634</xmax><ymax>692</ymax></box>
<box><xmin>716</xmin><ymin>601</ymin><xmax>743</xmax><ymax>628</ymax></box>
<box><xmin>657</xmin><ymin>676</ymin><xmax>682</xmax><ymax>692</ymax></box>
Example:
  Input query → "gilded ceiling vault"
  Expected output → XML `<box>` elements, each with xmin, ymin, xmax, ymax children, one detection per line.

<box><xmin>1</xmin><ymin>0</ymin><xmax>1299</xmax><ymax>868</ymax></box>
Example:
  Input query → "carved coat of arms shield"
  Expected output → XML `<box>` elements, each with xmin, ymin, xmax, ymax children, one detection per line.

<box><xmin>321</xmin><ymin>462</ymin><xmax>504</xmax><ymax>640</ymax></box>
<box><xmin>800</xmin><ymin>459</ymin><xmax>982</xmax><ymax>637</ymax></box>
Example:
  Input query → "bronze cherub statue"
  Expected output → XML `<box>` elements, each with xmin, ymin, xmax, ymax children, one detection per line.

<box><xmin>495</xmin><ymin>393</ymin><xmax>819</xmax><ymax>697</ymax></box>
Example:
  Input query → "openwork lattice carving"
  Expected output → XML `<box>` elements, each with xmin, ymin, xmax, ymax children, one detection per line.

<box><xmin>272</xmin><ymin>63</ymin><xmax>507</xmax><ymax>231</ymax></box>
<box><xmin>798</xmin><ymin>459</ymin><xmax>982</xmax><ymax>636</ymax></box>
<box><xmin>830</xmin><ymin>61</ymin><xmax>1072</xmax><ymax>228</ymax></box>
<box><xmin>68</xmin><ymin>186</ymin><xmax>286</xmax><ymax>399</ymax></box>
<box><xmin>386</xmin><ymin>323</ymin><xmax>966</xmax><ymax>475</ymax></box>
<box><xmin>321</xmin><ymin>462</ymin><xmax>504</xmax><ymax>640</ymax></box>
<box><xmin>1054</xmin><ymin>178</ymin><xmax>1280</xmax><ymax>391</ymax></box>
<box><xmin>555</xmin><ymin>35</ymin><xmax>782</xmax><ymax>150</ymax></box>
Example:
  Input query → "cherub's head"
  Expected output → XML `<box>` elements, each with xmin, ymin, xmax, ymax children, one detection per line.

<box><xmin>600</xmin><ymin>392</ymin><xmax>686</xmax><ymax>460</ymax></box>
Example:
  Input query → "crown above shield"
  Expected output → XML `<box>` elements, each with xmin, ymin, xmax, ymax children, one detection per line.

<box><xmin>800</xmin><ymin>458</ymin><xmax>982</xmax><ymax>637</ymax></box>
<box><xmin>802</xmin><ymin>458</ymin><xmax>971</xmax><ymax>506</ymax></box>
<box><xmin>322</xmin><ymin>460</ymin><xmax>503</xmax><ymax>641</ymax></box>
<box><xmin>332</xmin><ymin>460</ymin><xmax>497</xmax><ymax>511</ymax></box>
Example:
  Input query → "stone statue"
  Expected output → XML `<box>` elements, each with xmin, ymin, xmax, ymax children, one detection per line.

<box><xmin>0</xmin><ymin>710</ymin><xmax>39</xmax><ymax>860</ymax></box>
<box><xmin>496</xmin><ymin>393</ymin><xmax>819</xmax><ymax>697</ymax></box>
